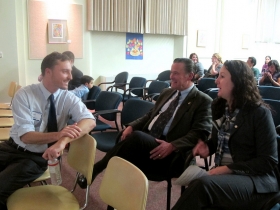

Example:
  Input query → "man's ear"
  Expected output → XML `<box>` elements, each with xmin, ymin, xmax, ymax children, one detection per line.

<box><xmin>45</xmin><ymin>68</ymin><xmax>52</xmax><ymax>75</ymax></box>
<box><xmin>188</xmin><ymin>72</ymin><xmax>195</xmax><ymax>80</ymax></box>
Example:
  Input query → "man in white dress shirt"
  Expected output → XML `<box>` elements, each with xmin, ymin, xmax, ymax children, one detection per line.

<box><xmin>0</xmin><ymin>52</ymin><xmax>95</xmax><ymax>209</ymax></box>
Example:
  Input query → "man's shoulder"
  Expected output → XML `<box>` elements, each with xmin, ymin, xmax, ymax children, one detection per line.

<box><xmin>190</xmin><ymin>86</ymin><xmax>213</xmax><ymax>102</ymax></box>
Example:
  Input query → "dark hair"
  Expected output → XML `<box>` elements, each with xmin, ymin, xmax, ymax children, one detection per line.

<box><xmin>212</xmin><ymin>60</ymin><xmax>264</xmax><ymax>118</ymax></box>
<box><xmin>62</xmin><ymin>51</ymin><xmax>75</xmax><ymax>61</ymax></box>
<box><xmin>248</xmin><ymin>57</ymin><xmax>257</xmax><ymax>66</ymax></box>
<box><xmin>41</xmin><ymin>52</ymin><xmax>71</xmax><ymax>75</ymax></box>
<box><xmin>173</xmin><ymin>58</ymin><xmax>195</xmax><ymax>75</ymax></box>
<box><xmin>268</xmin><ymin>60</ymin><xmax>280</xmax><ymax>73</ymax></box>
<box><xmin>81</xmin><ymin>75</ymin><xmax>94</xmax><ymax>84</ymax></box>
<box><xmin>189</xmin><ymin>53</ymin><xmax>199</xmax><ymax>62</ymax></box>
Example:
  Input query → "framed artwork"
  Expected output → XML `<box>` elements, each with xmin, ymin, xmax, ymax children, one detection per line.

<box><xmin>48</xmin><ymin>19</ymin><xmax>68</xmax><ymax>43</ymax></box>
<box><xmin>125</xmin><ymin>33</ymin><xmax>143</xmax><ymax>60</ymax></box>
<box><xmin>196</xmin><ymin>30</ymin><xmax>207</xmax><ymax>47</ymax></box>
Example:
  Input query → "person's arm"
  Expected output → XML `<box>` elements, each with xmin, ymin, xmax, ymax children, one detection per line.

<box><xmin>194</xmin><ymin>62</ymin><xmax>204</xmax><ymax>80</ymax></box>
<box><xmin>268</xmin><ymin>74</ymin><xmax>280</xmax><ymax>87</ymax></box>
<box><xmin>258</xmin><ymin>73</ymin><xmax>267</xmax><ymax>85</ymax></box>
<box><xmin>42</xmin><ymin>118</ymin><xmax>95</xmax><ymax>159</ymax></box>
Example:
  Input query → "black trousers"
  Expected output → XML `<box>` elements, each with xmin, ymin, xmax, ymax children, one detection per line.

<box><xmin>93</xmin><ymin>130</ymin><xmax>185</xmax><ymax>181</ymax></box>
<box><xmin>0</xmin><ymin>142</ymin><xmax>47</xmax><ymax>210</ymax></box>
<box><xmin>171</xmin><ymin>174</ymin><xmax>277</xmax><ymax>210</ymax></box>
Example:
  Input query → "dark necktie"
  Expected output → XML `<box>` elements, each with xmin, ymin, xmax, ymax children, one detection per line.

<box><xmin>149</xmin><ymin>92</ymin><xmax>181</xmax><ymax>138</ymax></box>
<box><xmin>47</xmin><ymin>94</ymin><xmax>58</xmax><ymax>147</ymax></box>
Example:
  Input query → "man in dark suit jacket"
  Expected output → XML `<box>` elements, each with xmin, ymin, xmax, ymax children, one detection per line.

<box><xmin>78</xmin><ymin>58</ymin><xmax>213</xmax><ymax>187</ymax></box>
<box><xmin>62</xmin><ymin>51</ymin><xmax>83</xmax><ymax>90</ymax></box>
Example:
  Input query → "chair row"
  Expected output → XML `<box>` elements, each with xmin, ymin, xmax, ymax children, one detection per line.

<box><xmin>7</xmin><ymin>134</ymin><xmax>149</xmax><ymax>210</ymax></box>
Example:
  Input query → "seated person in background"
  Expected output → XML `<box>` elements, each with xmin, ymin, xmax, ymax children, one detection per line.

<box><xmin>70</xmin><ymin>75</ymin><xmax>94</xmax><ymax>100</ymax></box>
<box><xmin>246</xmin><ymin>56</ymin><xmax>260</xmax><ymax>79</ymax></box>
<box><xmin>62</xmin><ymin>51</ymin><xmax>83</xmax><ymax>90</ymax></box>
<box><xmin>172</xmin><ymin>60</ymin><xmax>279</xmax><ymax>210</ymax></box>
<box><xmin>0</xmin><ymin>52</ymin><xmax>96</xmax><ymax>209</ymax></box>
<box><xmin>77</xmin><ymin>58</ymin><xmax>213</xmax><ymax>188</ymax></box>
<box><xmin>189</xmin><ymin>53</ymin><xmax>204</xmax><ymax>82</ymax></box>
<box><xmin>259</xmin><ymin>60</ymin><xmax>280</xmax><ymax>87</ymax></box>
<box><xmin>261</xmin><ymin>55</ymin><xmax>271</xmax><ymax>76</ymax></box>
<box><xmin>204</xmin><ymin>53</ymin><xmax>223</xmax><ymax>78</ymax></box>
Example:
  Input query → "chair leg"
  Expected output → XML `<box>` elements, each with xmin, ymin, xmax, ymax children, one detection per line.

<box><xmin>167</xmin><ymin>179</ymin><xmax>172</xmax><ymax>210</ymax></box>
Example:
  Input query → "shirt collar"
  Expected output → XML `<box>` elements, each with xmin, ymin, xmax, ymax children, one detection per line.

<box><xmin>39</xmin><ymin>82</ymin><xmax>61</xmax><ymax>100</ymax></box>
<box><xmin>180</xmin><ymin>83</ymin><xmax>194</xmax><ymax>99</ymax></box>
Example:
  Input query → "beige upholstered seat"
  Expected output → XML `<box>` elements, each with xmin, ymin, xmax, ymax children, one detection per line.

<box><xmin>99</xmin><ymin>156</ymin><xmax>149</xmax><ymax>210</ymax></box>
<box><xmin>7</xmin><ymin>134</ymin><xmax>97</xmax><ymax>210</ymax></box>
<box><xmin>31</xmin><ymin>169</ymin><xmax>50</xmax><ymax>185</ymax></box>
<box><xmin>0</xmin><ymin>82</ymin><xmax>18</xmax><ymax>110</ymax></box>
<box><xmin>0</xmin><ymin>127</ymin><xmax>11</xmax><ymax>141</ymax></box>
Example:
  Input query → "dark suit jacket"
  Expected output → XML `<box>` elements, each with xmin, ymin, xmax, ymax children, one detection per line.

<box><xmin>68</xmin><ymin>65</ymin><xmax>83</xmax><ymax>90</ymax></box>
<box><xmin>207</xmin><ymin>104</ymin><xmax>279</xmax><ymax>193</ymax></box>
<box><xmin>129</xmin><ymin>86</ymin><xmax>213</xmax><ymax>154</ymax></box>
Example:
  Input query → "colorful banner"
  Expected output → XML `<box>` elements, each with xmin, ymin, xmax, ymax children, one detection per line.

<box><xmin>125</xmin><ymin>33</ymin><xmax>143</xmax><ymax>60</ymax></box>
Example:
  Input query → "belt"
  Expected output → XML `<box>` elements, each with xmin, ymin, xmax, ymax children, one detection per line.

<box><xmin>7</xmin><ymin>137</ymin><xmax>43</xmax><ymax>156</ymax></box>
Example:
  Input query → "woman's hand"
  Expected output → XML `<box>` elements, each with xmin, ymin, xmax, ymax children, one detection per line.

<box><xmin>208</xmin><ymin>166</ymin><xmax>233</xmax><ymax>175</ymax></box>
<box><xmin>193</xmin><ymin>139</ymin><xmax>209</xmax><ymax>158</ymax></box>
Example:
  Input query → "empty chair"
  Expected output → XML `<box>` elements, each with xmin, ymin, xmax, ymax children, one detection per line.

<box><xmin>91</xmin><ymin>98</ymin><xmax>154</xmax><ymax>152</ymax></box>
<box><xmin>146</xmin><ymin>70</ymin><xmax>171</xmax><ymax>86</ymax></box>
<box><xmin>144</xmin><ymin>80</ymin><xmax>170</xmax><ymax>101</ymax></box>
<box><xmin>7</xmin><ymin>134</ymin><xmax>97</xmax><ymax>210</ymax></box>
<box><xmin>0</xmin><ymin>81</ymin><xmax>18</xmax><ymax>109</ymax></box>
<box><xmin>98</xmin><ymin>71</ymin><xmax>128</xmax><ymax>92</ymax></box>
<box><xmin>196</xmin><ymin>78</ymin><xmax>217</xmax><ymax>93</ymax></box>
<box><xmin>258</xmin><ymin>86</ymin><xmax>280</xmax><ymax>100</ymax></box>
<box><xmin>82</xmin><ymin>85</ymin><xmax>101</xmax><ymax>110</ymax></box>
<box><xmin>99</xmin><ymin>156</ymin><xmax>148</xmax><ymax>210</ymax></box>
<box><xmin>91</xmin><ymin>91</ymin><xmax>123</xmax><ymax>132</ymax></box>
<box><xmin>122</xmin><ymin>77</ymin><xmax>147</xmax><ymax>104</ymax></box>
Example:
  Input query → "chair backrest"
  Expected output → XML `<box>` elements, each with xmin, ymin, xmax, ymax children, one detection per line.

<box><xmin>157</xmin><ymin>70</ymin><xmax>171</xmax><ymax>82</ymax></box>
<box><xmin>67</xmin><ymin>134</ymin><xmax>96</xmax><ymax>184</ymax></box>
<box><xmin>8</xmin><ymin>81</ymin><xmax>17</xmax><ymax>98</ymax></box>
<box><xmin>263</xmin><ymin>99</ymin><xmax>280</xmax><ymax>127</ymax></box>
<box><xmin>121</xmin><ymin>98</ymin><xmax>154</xmax><ymax>125</ymax></box>
<box><xmin>129</xmin><ymin>77</ymin><xmax>147</xmax><ymax>97</ymax></box>
<box><xmin>115</xmin><ymin>71</ymin><xmax>129</xmax><ymax>85</ymax></box>
<box><xmin>197</xmin><ymin>78</ymin><xmax>217</xmax><ymax>92</ymax></box>
<box><xmin>95</xmin><ymin>91</ymin><xmax>123</xmax><ymax>121</ymax></box>
<box><xmin>207</xmin><ymin>88</ymin><xmax>219</xmax><ymax>100</ymax></box>
<box><xmin>258</xmin><ymin>86</ymin><xmax>280</xmax><ymax>100</ymax></box>
<box><xmin>99</xmin><ymin>156</ymin><xmax>148</xmax><ymax>210</ymax></box>
<box><xmin>84</xmin><ymin>86</ymin><xmax>101</xmax><ymax>109</ymax></box>
<box><xmin>147</xmin><ymin>80</ymin><xmax>170</xmax><ymax>95</ymax></box>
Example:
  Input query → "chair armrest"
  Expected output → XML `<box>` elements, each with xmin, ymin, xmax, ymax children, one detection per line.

<box><xmin>92</xmin><ymin>109</ymin><xmax>121</xmax><ymax>118</ymax></box>
<box><xmin>98</xmin><ymin>81</ymin><xmax>115</xmax><ymax>87</ymax></box>
<box><xmin>82</xmin><ymin>99</ymin><xmax>96</xmax><ymax>103</ymax></box>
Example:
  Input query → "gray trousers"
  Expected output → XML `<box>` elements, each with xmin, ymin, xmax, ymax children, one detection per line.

<box><xmin>172</xmin><ymin>174</ymin><xmax>277</xmax><ymax>210</ymax></box>
<box><xmin>0</xmin><ymin>142</ymin><xmax>47</xmax><ymax>210</ymax></box>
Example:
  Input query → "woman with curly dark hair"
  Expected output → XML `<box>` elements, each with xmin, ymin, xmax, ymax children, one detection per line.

<box><xmin>189</xmin><ymin>53</ymin><xmax>204</xmax><ymax>81</ymax></box>
<box><xmin>172</xmin><ymin>60</ymin><xmax>279</xmax><ymax>210</ymax></box>
<box><xmin>259</xmin><ymin>60</ymin><xmax>280</xmax><ymax>87</ymax></box>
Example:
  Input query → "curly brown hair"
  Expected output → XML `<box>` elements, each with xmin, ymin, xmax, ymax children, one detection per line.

<box><xmin>212</xmin><ymin>60</ymin><xmax>265</xmax><ymax>119</ymax></box>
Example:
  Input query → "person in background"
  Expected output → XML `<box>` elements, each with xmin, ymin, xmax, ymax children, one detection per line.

<box><xmin>172</xmin><ymin>60</ymin><xmax>279</xmax><ymax>210</ymax></box>
<box><xmin>246</xmin><ymin>56</ymin><xmax>260</xmax><ymax>79</ymax></box>
<box><xmin>189</xmin><ymin>53</ymin><xmax>204</xmax><ymax>82</ymax></box>
<box><xmin>0</xmin><ymin>52</ymin><xmax>95</xmax><ymax>209</ymax></box>
<box><xmin>259</xmin><ymin>60</ymin><xmax>280</xmax><ymax>87</ymax></box>
<box><xmin>70</xmin><ymin>75</ymin><xmax>94</xmax><ymax>100</ymax></box>
<box><xmin>261</xmin><ymin>55</ymin><xmax>271</xmax><ymax>76</ymax></box>
<box><xmin>204</xmin><ymin>53</ymin><xmax>223</xmax><ymax>78</ymax></box>
<box><xmin>62</xmin><ymin>51</ymin><xmax>83</xmax><ymax>90</ymax></box>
